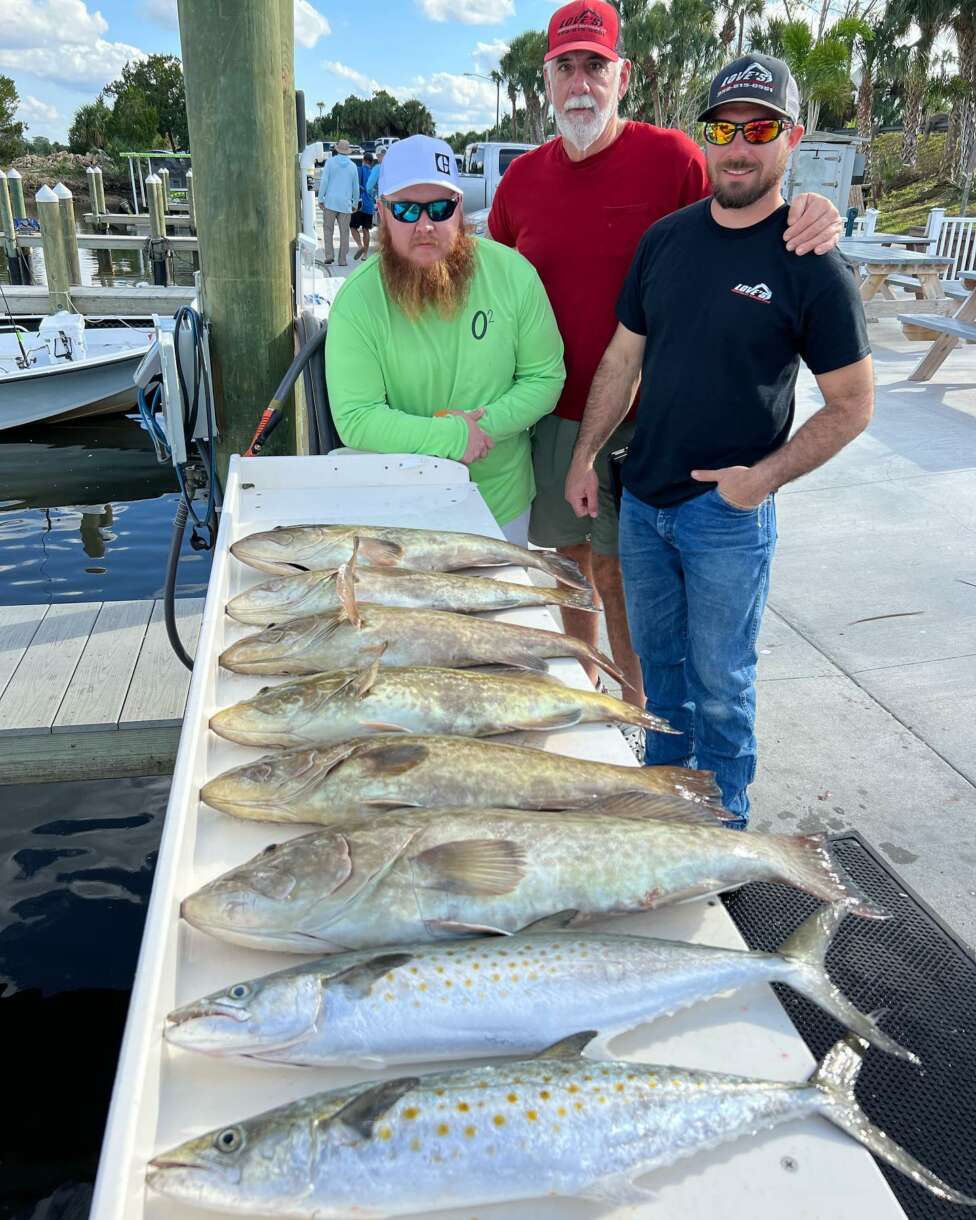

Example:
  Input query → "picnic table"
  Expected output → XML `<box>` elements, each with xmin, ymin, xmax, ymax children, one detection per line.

<box><xmin>848</xmin><ymin>232</ymin><xmax>931</xmax><ymax>249</ymax></box>
<box><xmin>900</xmin><ymin>269</ymin><xmax>976</xmax><ymax>381</ymax></box>
<box><xmin>838</xmin><ymin>241</ymin><xmax>955</xmax><ymax>320</ymax></box>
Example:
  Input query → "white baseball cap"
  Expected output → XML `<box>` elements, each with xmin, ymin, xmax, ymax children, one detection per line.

<box><xmin>378</xmin><ymin>135</ymin><xmax>463</xmax><ymax>198</ymax></box>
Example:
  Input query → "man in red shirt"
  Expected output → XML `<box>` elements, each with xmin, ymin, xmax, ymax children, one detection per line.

<box><xmin>488</xmin><ymin>0</ymin><xmax>841</xmax><ymax>714</ymax></box>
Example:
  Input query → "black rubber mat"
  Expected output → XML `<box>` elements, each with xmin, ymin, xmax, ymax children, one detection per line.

<box><xmin>722</xmin><ymin>831</ymin><xmax>975</xmax><ymax>1219</ymax></box>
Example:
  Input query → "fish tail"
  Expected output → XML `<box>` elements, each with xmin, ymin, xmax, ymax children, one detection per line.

<box><xmin>623</xmin><ymin>702</ymin><xmax>680</xmax><ymax>736</ymax></box>
<box><xmin>765</xmin><ymin>834</ymin><xmax>886</xmax><ymax>919</ymax></box>
<box><xmin>647</xmin><ymin>765</ymin><xmax>723</xmax><ymax>805</ymax></box>
<box><xmin>535</xmin><ymin>550</ymin><xmax>592</xmax><ymax>591</ymax></box>
<box><xmin>551</xmin><ymin>586</ymin><xmax>598</xmax><ymax>613</ymax></box>
<box><xmin>812</xmin><ymin>1036</ymin><xmax>976</xmax><ymax>1205</ymax></box>
<box><xmin>778</xmin><ymin>904</ymin><xmax>918</xmax><ymax>1063</ymax></box>
<box><xmin>570</xmin><ymin>640</ymin><xmax>625</xmax><ymax>685</ymax></box>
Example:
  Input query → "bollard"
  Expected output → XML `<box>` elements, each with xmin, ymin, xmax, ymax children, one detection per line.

<box><xmin>159</xmin><ymin>166</ymin><xmax>171</xmax><ymax>211</ymax></box>
<box><xmin>145</xmin><ymin>173</ymin><xmax>171</xmax><ymax>286</ymax></box>
<box><xmin>95</xmin><ymin>245</ymin><xmax>115</xmax><ymax>281</ymax></box>
<box><xmin>7</xmin><ymin>167</ymin><xmax>26</xmax><ymax>220</ymax></box>
<box><xmin>86</xmin><ymin>166</ymin><xmax>100</xmax><ymax>222</ymax></box>
<box><xmin>36</xmin><ymin>184</ymin><xmax>71</xmax><ymax>311</ymax></box>
<box><xmin>93</xmin><ymin>165</ymin><xmax>107</xmax><ymax>218</ymax></box>
<box><xmin>185</xmin><ymin>168</ymin><xmax>196</xmax><ymax>231</ymax></box>
<box><xmin>53</xmin><ymin>182</ymin><xmax>82</xmax><ymax>285</ymax></box>
<box><xmin>0</xmin><ymin>171</ymin><xmax>22</xmax><ymax>284</ymax></box>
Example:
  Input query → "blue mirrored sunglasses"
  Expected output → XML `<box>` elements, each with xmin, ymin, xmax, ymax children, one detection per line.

<box><xmin>384</xmin><ymin>198</ymin><xmax>460</xmax><ymax>223</ymax></box>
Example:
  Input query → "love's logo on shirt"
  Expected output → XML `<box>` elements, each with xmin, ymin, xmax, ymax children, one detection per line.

<box><xmin>731</xmin><ymin>281</ymin><xmax>773</xmax><ymax>303</ymax></box>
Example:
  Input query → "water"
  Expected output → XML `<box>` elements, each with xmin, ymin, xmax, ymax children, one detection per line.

<box><xmin>0</xmin><ymin>405</ymin><xmax>212</xmax><ymax>1213</ymax></box>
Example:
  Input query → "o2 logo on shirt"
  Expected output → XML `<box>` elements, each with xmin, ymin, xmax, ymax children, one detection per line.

<box><xmin>471</xmin><ymin>308</ymin><xmax>495</xmax><ymax>340</ymax></box>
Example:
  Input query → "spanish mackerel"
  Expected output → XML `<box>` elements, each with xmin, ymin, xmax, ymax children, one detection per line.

<box><xmin>200</xmin><ymin>734</ymin><xmax>722</xmax><ymax>821</ymax></box>
<box><xmin>209</xmin><ymin>664</ymin><xmax>673</xmax><ymax>749</ymax></box>
<box><xmin>147</xmin><ymin>1034</ymin><xmax>974</xmax><ymax>1215</ymax></box>
<box><xmin>180</xmin><ymin>796</ymin><xmax>882</xmax><ymax>954</ymax></box>
<box><xmin>231</xmin><ymin>522</ymin><xmax>590</xmax><ymax>587</ymax></box>
<box><xmin>225</xmin><ymin>553</ymin><xmax>596</xmax><ymax>626</ymax></box>
<box><xmin>220</xmin><ymin>603</ymin><xmax>625</xmax><ymax>680</ymax></box>
<box><xmin>165</xmin><ymin>904</ymin><xmax>915</xmax><ymax>1066</ymax></box>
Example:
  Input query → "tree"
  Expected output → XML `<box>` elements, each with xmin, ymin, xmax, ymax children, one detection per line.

<box><xmin>499</xmin><ymin>45</ymin><xmax>521</xmax><ymax>138</ymax></box>
<box><xmin>0</xmin><ymin>74</ymin><xmax>25</xmax><ymax>161</ymax></box>
<box><xmin>104</xmin><ymin>54</ymin><xmax>188</xmax><ymax>150</ymax></box>
<box><xmin>506</xmin><ymin>30</ymin><xmax>547</xmax><ymax>144</ymax></box>
<box><xmin>947</xmin><ymin>2</ymin><xmax>976</xmax><ymax>188</ymax></box>
<box><xmin>889</xmin><ymin>0</ymin><xmax>953</xmax><ymax>167</ymax></box>
<box><xmin>68</xmin><ymin>97</ymin><xmax>112</xmax><ymax>152</ymax></box>
<box><xmin>395</xmin><ymin>98</ymin><xmax>435</xmax><ymax>136</ymax></box>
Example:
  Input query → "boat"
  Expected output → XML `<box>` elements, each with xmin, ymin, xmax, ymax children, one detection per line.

<box><xmin>1</xmin><ymin>312</ymin><xmax>154</xmax><ymax>431</ymax></box>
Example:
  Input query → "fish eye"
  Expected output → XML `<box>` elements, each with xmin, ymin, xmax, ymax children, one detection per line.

<box><xmin>229</xmin><ymin>984</ymin><xmax>250</xmax><ymax>1000</ymax></box>
<box><xmin>214</xmin><ymin>1126</ymin><xmax>244</xmax><ymax>1153</ymax></box>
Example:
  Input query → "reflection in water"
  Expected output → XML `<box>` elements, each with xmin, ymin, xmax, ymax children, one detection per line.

<box><xmin>0</xmin><ymin>415</ymin><xmax>211</xmax><ymax>604</ymax></box>
<box><xmin>0</xmin><ymin>775</ymin><xmax>168</xmax><ymax>1217</ymax></box>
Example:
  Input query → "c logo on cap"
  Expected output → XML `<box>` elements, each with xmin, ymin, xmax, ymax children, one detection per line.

<box><xmin>435</xmin><ymin>153</ymin><xmax>451</xmax><ymax>174</ymax></box>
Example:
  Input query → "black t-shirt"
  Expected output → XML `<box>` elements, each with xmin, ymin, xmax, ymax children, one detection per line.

<box><xmin>616</xmin><ymin>199</ymin><xmax>871</xmax><ymax>508</ymax></box>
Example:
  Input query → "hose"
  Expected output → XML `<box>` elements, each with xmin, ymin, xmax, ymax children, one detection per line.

<box><xmin>165</xmin><ymin>499</ymin><xmax>194</xmax><ymax>671</ymax></box>
<box><xmin>245</xmin><ymin>322</ymin><xmax>328</xmax><ymax>456</ymax></box>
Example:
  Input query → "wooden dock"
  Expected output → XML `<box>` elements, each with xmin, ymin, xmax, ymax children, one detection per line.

<box><xmin>0</xmin><ymin>598</ymin><xmax>204</xmax><ymax>784</ymax></box>
<box><xmin>5</xmin><ymin>232</ymin><xmax>199</xmax><ymax>253</ymax></box>
<box><xmin>2</xmin><ymin>284</ymin><xmax>195</xmax><ymax>317</ymax></box>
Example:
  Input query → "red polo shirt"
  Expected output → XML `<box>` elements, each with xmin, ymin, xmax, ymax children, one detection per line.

<box><xmin>488</xmin><ymin>121</ymin><xmax>709</xmax><ymax>421</ymax></box>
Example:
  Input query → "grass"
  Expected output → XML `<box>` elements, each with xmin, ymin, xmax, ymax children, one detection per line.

<box><xmin>870</xmin><ymin>131</ymin><xmax>969</xmax><ymax>233</ymax></box>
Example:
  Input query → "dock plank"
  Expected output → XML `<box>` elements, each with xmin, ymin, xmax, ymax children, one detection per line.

<box><xmin>0</xmin><ymin>604</ymin><xmax>49</xmax><ymax>700</ymax></box>
<box><xmin>53</xmin><ymin>600</ymin><xmax>153</xmax><ymax>733</ymax></box>
<box><xmin>120</xmin><ymin>598</ymin><xmax>203</xmax><ymax>728</ymax></box>
<box><xmin>0</xmin><ymin>602</ymin><xmax>100</xmax><ymax>736</ymax></box>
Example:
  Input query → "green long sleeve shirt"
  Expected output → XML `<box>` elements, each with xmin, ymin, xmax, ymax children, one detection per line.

<box><xmin>325</xmin><ymin>238</ymin><xmax>565</xmax><ymax>525</ymax></box>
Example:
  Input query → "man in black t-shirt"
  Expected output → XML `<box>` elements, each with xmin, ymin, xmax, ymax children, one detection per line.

<box><xmin>564</xmin><ymin>54</ymin><xmax>874</xmax><ymax>824</ymax></box>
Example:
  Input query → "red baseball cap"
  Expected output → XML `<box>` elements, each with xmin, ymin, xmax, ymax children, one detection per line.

<box><xmin>545</xmin><ymin>0</ymin><xmax>621</xmax><ymax>63</ymax></box>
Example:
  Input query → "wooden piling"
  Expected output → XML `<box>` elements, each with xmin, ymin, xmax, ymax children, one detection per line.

<box><xmin>177</xmin><ymin>0</ymin><xmax>296</xmax><ymax>472</ymax></box>
<box><xmin>279</xmin><ymin>0</ymin><xmax>299</xmax><ymax>239</ymax></box>
<box><xmin>86</xmin><ymin>166</ymin><xmax>100</xmax><ymax>222</ymax></box>
<box><xmin>53</xmin><ymin>182</ymin><xmax>83</xmax><ymax>285</ymax></box>
<box><xmin>7</xmin><ymin>168</ymin><xmax>26</xmax><ymax>219</ymax></box>
<box><xmin>92</xmin><ymin>166</ymin><xmax>107</xmax><ymax>217</ymax></box>
<box><xmin>185</xmin><ymin>169</ymin><xmax>196</xmax><ymax>231</ymax></box>
<box><xmin>159</xmin><ymin>167</ymin><xmax>171</xmax><ymax>211</ymax></box>
<box><xmin>36</xmin><ymin>185</ymin><xmax>71</xmax><ymax>312</ymax></box>
<box><xmin>145</xmin><ymin>174</ymin><xmax>171</xmax><ymax>286</ymax></box>
<box><xmin>0</xmin><ymin>171</ymin><xmax>21</xmax><ymax>283</ymax></box>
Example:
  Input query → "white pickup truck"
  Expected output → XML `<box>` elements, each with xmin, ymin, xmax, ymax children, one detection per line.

<box><xmin>459</xmin><ymin>141</ymin><xmax>537</xmax><ymax>215</ymax></box>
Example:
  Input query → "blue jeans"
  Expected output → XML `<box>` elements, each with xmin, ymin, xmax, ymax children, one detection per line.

<box><xmin>619</xmin><ymin>487</ymin><xmax>777</xmax><ymax>825</ymax></box>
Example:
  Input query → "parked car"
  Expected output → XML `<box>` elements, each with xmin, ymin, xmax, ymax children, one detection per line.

<box><xmin>374</xmin><ymin>136</ymin><xmax>400</xmax><ymax>150</ymax></box>
<box><xmin>459</xmin><ymin>142</ymin><xmax>536</xmax><ymax>215</ymax></box>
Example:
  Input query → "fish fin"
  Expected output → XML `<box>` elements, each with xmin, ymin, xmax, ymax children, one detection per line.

<box><xmin>353</xmin><ymin>653</ymin><xmax>385</xmax><ymax>696</ymax></box>
<box><xmin>766</xmin><ymin>835</ymin><xmax>886</xmax><ymax>919</ymax></box>
<box><xmin>813</xmin><ymin>1036</ymin><xmax>976</xmax><ymax>1205</ymax></box>
<box><xmin>330</xmin><ymin>1076</ymin><xmax>420</xmax><ymax>1140</ymax></box>
<box><xmin>777</xmin><ymin>905</ymin><xmax>918</xmax><ymax>1064</ymax></box>
<box><xmin>582</xmin><ymin>791</ymin><xmax>734</xmax><ymax>825</ymax></box>
<box><xmin>426</xmin><ymin>919</ymin><xmax>512</xmax><ymax>937</ymax></box>
<box><xmin>411</xmin><ymin>838</ymin><xmax>526</xmax><ymax>896</ymax></box>
<box><xmin>576</xmin><ymin>643</ymin><xmax>625</xmax><ymax>685</ymax></box>
<box><xmin>357</xmin><ymin>537</ymin><xmax>404</xmax><ymax>567</ymax></box>
<box><xmin>361</xmin><ymin>721</ymin><xmax>413</xmax><ymax>733</ymax></box>
<box><xmin>552</xmin><ymin>586</ymin><xmax>598</xmax><ymax>613</ymax></box>
<box><xmin>579</xmin><ymin>1175</ymin><xmax>655</xmax><ymax>1205</ymax></box>
<box><xmin>650</xmin><ymin>765</ymin><xmax>724</xmax><ymax>804</ymax></box>
<box><xmin>624</xmin><ymin>705</ymin><xmax>680</xmax><ymax>735</ymax></box>
<box><xmin>326</xmin><ymin>953</ymin><xmax>414</xmax><ymax>999</ymax></box>
<box><xmin>535</xmin><ymin>550</ymin><xmax>592</xmax><ymax>591</ymax></box>
<box><xmin>336</xmin><ymin>538</ymin><xmax>361</xmax><ymax>626</ymax></box>
<box><xmin>507</xmin><ymin>709</ymin><xmax>585</xmax><ymax>732</ymax></box>
<box><xmin>535</xmin><ymin>1030</ymin><xmax>599</xmax><ymax>1059</ymax></box>
<box><xmin>475</xmin><ymin>655</ymin><xmax>550</xmax><ymax>674</ymax></box>
<box><xmin>517</xmin><ymin>909</ymin><xmax>579</xmax><ymax>932</ymax></box>
<box><xmin>355</xmin><ymin>740</ymin><xmax>431</xmax><ymax>775</ymax></box>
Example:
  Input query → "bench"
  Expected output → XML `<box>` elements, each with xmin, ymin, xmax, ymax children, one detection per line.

<box><xmin>897</xmin><ymin>315</ymin><xmax>976</xmax><ymax>342</ymax></box>
<box><xmin>885</xmin><ymin>275</ymin><xmax>969</xmax><ymax>300</ymax></box>
<box><xmin>899</xmin><ymin>310</ymin><xmax>976</xmax><ymax>381</ymax></box>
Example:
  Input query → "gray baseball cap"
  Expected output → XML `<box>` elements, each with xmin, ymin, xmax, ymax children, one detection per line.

<box><xmin>698</xmin><ymin>54</ymin><xmax>801</xmax><ymax>123</ymax></box>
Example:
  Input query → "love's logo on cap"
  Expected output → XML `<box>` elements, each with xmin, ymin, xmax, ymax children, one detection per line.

<box><xmin>557</xmin><ymin>6</ymin><xmax>606</xmax><ymax>35</ymax></box>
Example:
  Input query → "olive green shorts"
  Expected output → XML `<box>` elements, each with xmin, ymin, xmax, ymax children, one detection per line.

<box><xmin>529</xmin><ymin>415</ymin><xmax>636</xmax><ymax>557</ymax></box>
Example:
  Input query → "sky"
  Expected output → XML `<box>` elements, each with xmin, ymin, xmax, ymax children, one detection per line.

<box><xmin>1</xmin><ymin>0</ymin><xmax>571</xmax><ymax>144</ymax></box>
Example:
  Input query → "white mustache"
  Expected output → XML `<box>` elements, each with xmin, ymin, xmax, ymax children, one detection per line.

<box><xmin>564</xmin><ymin>97</ymin><xmax>597</xmax><ymax>112</ymax></box>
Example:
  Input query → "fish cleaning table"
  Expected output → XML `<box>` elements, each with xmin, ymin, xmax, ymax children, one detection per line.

<box><xmin>91</xmin><ymin>454</ymin><xmax>909</xmax><ymax>1219</ymax></box>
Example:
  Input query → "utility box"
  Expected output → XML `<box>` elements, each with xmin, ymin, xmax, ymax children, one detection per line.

<box><xmin>783</xmin><ymin>132</ymin><xmax>867</xmax><ymax>212</ymax></box>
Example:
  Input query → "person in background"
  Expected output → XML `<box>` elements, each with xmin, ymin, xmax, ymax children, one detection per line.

<box><xmin>351</xmin><ymin>152</ymin><xmax>376</xmax><ymax>261</ymax></box>
<box><xmin>565</xmin><ymin>54</ymin><xmax>873</xmax><ymax>824</ymax></box>
<box><xmin>489</xmin><ymin>0</ymin><xmax>843</xmax><ymax>715</ymax></box>
<box><xmin>317</xmin><ymin>137</ymin><xmax>359</xmax><ymax>266</ymax></box>
<box><xmin>366</xmin><ymin>147</ymin><xmax>386</xmax><ymax>225</ymax></box>
<box><xmin>325</xmin><ymin>136</ymin><xmax>565</xmax><ymax>544</ymax></box>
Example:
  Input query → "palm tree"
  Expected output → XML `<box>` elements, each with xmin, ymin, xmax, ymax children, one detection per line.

<box><xmin>850</xmin><ymin>12</ymin><xmax>907</xmax><ymax>183</ymax></box>
<box><xmin>890</xmin><ymin>0</ymin><xmax>953</xmax><ymax>167</ymax></box>
<box><xmin>945</xmin><ymin>2</ymin><xmax>976</xmax><ymax>188</ymax></box>
<box><xmin>499</xmin><ymin>45</ymin><xmax>520</xmax><ymax>139</ymax></box>
<box><xmin>507</xmin><ymin>30</ymin><xmax>548</xmax><ymax>144</ymax></box>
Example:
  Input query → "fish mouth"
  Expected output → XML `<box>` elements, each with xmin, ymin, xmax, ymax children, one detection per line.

<box><xmin>148</xmin><ymin>1158</ymin><xmax>209</xmax><ymax>1172</ymax></box>
<box><xmin>166</xmin><ymin>1003</ymin><xmax>249</xmax><ymax>1030</ymax></box>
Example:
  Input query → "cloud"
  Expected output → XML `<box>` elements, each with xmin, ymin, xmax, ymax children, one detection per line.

<box><xmin>0</xmin><ymin>39</ymin><xmax>145</xmax><ymax>89</ymax></box>
<box><xmin>416</xmin><ymin>0</ymin><xmax>515</xmax><ymax>26</ymax></box>
<box><xmin>295</xmin><ymin>0</ymin><xmax>330</xmax><ymax>47</ymax></box>
<box><xmin>323</xmin><ymin>60</ymin><xmax>500</xmax><ymax>132</ymax></box>
<box><xmin>472</xmin><ymin>38</ymin><xmax>508</xmax><ymax>74</ymax></box>
<box><xmin>141</xmin><ymin>0</ymin><xmax>178</xmax><ymax>28</ymax></box>
<box><xmin>17</xmin><ymin>94</ymin><xmax>60</xmax><ymax>123</ymax></box>
<box><xmin>0</xmin><ymin>0</ymin><xmax>108</xmax><ymax>48</ymax></box>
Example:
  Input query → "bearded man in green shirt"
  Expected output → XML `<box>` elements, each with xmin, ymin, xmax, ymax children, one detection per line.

<box><xmin>325</xmin><ymin>135</ymin><xmax>566</xmax><ymax>544</ymax></box>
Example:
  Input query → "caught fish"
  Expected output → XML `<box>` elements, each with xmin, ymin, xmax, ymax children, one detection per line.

<box><xmin>147</xmin><ymin>1033</ymin><xmax>973</xmax><ymax>1215</ymax></box>
<box><xmin>220</xmin><ymin>603</ymin><xmax>624</xmax><ymax>681</ymax></box>
<box><xmin>180</xmin><ymin>795</ymin><xmax>883</xmax><ymax>955</ymax></box>
<box><xmin>165</xmin><ymin>904</ymin><xmax>915</xmax><ymax>1067</ymax></box>
<box><xmin>200</xmin><ymin>734</ymin><xmax>721</xmax><ymax>822</ymax></box>
<box><xmin>225</xmin><ymin>547</ymin><xmax>596</xmax><ymax>627</ymax></box>
<box><xmin>209</xmin><ymin>663</ymin><xmax>673</xmax><ymax>750</ymax></box>
<box><xmin>231</xmin><ymin>522</ymin><xmax>590</xmax><ymax>587</ymax></box>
